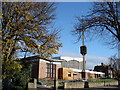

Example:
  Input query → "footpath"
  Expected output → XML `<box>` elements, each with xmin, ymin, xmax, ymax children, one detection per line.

<box><xmin>36</xmin><ymin>85</ymin><xmax>120</xmax><ymax>90</ymax></box>
<box><xmin>83</xmin><ymin>85</ymin><xmax>120</xmax><ymax>90</ymax></box>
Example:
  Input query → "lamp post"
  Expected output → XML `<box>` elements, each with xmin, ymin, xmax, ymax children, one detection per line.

<box><xmin>80</xmin><ymin>31</ymin><xmax>87</xmax><ymax>80</ymax></box>
<box><xmin>80</xmin><ymin>18</ymin><xmax>87</xmax><ymax>80</ymax></box>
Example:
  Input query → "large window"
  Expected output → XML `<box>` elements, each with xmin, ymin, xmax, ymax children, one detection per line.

<box><xmin>46</xmin><ymin>63</ymin><xmax>56</xmax><ymax>78</ymax></box>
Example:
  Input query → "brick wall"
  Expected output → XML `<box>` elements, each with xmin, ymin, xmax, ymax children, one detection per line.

<box><xmin>38</xmin><ymin>61</ymin><xmax>61</xmax><ymax>79</ymax></box>
<box><xmin>86</xmin><ymin>72</ymin><xmax>95</xmax><ymax>79</ymax></box>
<box><xmin>38</xmin><ymin>62</ymin><xmax>47</xmax><ymax>79</ymax></box>
<box><xmin>64</xmin><ymin>81</ymin><xmax>118</xmax><ymax>89</ymax></box>
<box><xmin>58</xmin><ymin>68</ymin><xmax>74</xmax><ymax>80</ymax></box>
<box><xmin>56</xmin><ymin>64</ymin><xmax>61</xmax><ymax>79</ymax></box>
<box><xmin>58</xmin><ymin>68</ymin><xmax>105</xmax><ymax>80</ymax></box>
<box><xmin>73</xmin><ymin>73</ymin><xmax>82</xmax><ymax>80</ymax></box>
<box><xmin>64</xmin><ymin>81</ymin><xmax>84</xmax><ymax>88</ymax></box>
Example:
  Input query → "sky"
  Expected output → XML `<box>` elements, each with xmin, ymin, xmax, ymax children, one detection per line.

<box><xmin>15</xmin><ymin>1</ymin><xmax>118</xmax><ymax>69</ymax></box>
<box><xmin>52</xmin><ymin>2</ymin><xmax>117</xmax><ymax>69</ymax></box>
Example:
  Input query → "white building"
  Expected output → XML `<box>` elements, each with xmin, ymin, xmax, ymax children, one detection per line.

<box><xmin>52</xmin><ymin>56</ymin><xmax>83</xmax><ymax>69</ymax></box>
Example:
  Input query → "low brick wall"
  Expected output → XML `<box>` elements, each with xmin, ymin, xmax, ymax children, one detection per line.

<box><xmin>28</xmin><ymin>83</ymin><xmax>37</xmax><ymax>89</ymax></box>
<box><xmin>28</xmin><ymin>79</ymin><xmax>37</xmax><ymax>89</ymax></box>
<box><xmin>64</xmin><ymin>81</ymin><xmax>84</xmax><ymax>88</ymax></box>
<box><xmin>89</xmin><ymin>82</ymin><xmax>104</xmax><ymax>88</ymax></box>
<box><xmin>89</xmin><ymin>81</ymin><xmax>118</xmax><ymax>88</ymax></box>
<box><xmin>104</xmin><ymin>81</ymin><xmax>118</xmax><ymax>86</ymax></box>
<box><xmin>64</xmin><ymin>81</ymin><xmax>118</xmax><ymax>89</ymax></box>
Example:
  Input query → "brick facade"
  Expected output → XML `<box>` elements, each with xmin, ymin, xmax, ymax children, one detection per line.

<box><xmin>32</xmin><ymin>60</ymin><xmax>61</xmax><ymax>80</ymax></box>
<box><xmin>21</xmin><ymin>56</ymin><xmax>105</xmax><ymax>80</ymax></box>
<box><xmin>58</xmin><ymin>68</ymin><xmax>105</xmax><ymax>80</ymax></box>
<box><xmin>94</xmin><ymin>63</ymin><xmax>115</xmax><ymax>78</ymax></box>
<box><xmin>38</xmin><ymin>62</ymin><xmax>47</xmax><ymax>79</ymax></box>
<box><xmin>58</xmin><ymin>68</ymin><xmax>74</xmax><ymax>80</ymax></box>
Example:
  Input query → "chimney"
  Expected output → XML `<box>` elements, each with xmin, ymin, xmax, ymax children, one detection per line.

<box><xmin>101</xmin><ymin>63</ymin><xmax>104</xmax><ymax>66</ymax></box>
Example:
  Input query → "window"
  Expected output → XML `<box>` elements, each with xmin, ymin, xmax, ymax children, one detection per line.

<box><xmin>46</xmin><ymin>63</ymin><xmax>56</xmax><ymax>78</ymax></box>
<box><xmin>68</xmin><ymin>72</ymin><xmax>71</xmax><ymax>77</ymax></box>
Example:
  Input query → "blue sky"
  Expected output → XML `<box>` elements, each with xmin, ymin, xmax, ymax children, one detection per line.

<box><xmin>53</xmin><ymin>2</ymin><xmax>117</xmax><ymax>69</ymax></box>
<box><xmin>17</xmin><ymin>2</ymin><xmax>118</xmax><ymax>69</ymax></box>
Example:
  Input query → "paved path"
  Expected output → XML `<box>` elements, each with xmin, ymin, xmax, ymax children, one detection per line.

<box><xmin>37</xmin><ymin>85</ymin><xmax>53</xmax><ymax>90</ymax></box>
<box><xmin>36</xmin><ymin>80</ymin><xmax>120</xmax><ymax>90</ymax></box>
<box><xmin>64</xmin><ymin>85</ymin><xmax>120</xmax><ymax>90</ymax></box>
<box><xmin>37</xmin><ymin>85</ymin><xmax>120</xmax><ymax>90</ymax></box>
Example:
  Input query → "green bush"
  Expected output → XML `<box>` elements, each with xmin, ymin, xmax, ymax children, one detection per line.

<box><xmin>11</xmin><ymin>70</ymin><xmax>30</xmax><ymax>89</ymax></box>
<box><xmin>58</xmin><ymin>84</ymin><xmax>64</xmax><ymax>89</ymax></box>
<box><xmin>88</xmin><ymin>78</ymin><xmax>117</xmax><ymax>82</ymax></box>
<box><xmin>38</xmin><ymin>78</ymin><xmax>47</xmax><ymax>85</ymax></box>
<box><xmin>2</xmin><ymin>61</ymin><xmax>32</xmax><ymax>90</ymax></box>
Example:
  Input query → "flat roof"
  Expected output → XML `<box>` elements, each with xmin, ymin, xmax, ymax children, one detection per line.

<box><xmin>20</xmin><ymin>55</ymin><xmax>63</xmax><ymax>62</ymax></box>
<box><xmin>72</xmin><ymin>68</ymin><xmax>105</xmax><ymax>74</ymax></box>
<box><xmin>52</xmin><ymin>56</ymin><xmax>83</xmax><ymax>62</ymax></box>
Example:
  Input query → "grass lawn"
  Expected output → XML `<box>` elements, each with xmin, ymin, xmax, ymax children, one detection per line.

<box><xmin>58</xmin><ymin>84</ymin><xmax>64</xmax><ymax>89</ymax></box>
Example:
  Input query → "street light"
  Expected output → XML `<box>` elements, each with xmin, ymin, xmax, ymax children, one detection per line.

<box><xmin>80</xmin><ymin>31</ymin><xmax>87</xmax><ymax>80</ymax></box>
<box><xmin>80</xmin><ymin>18</ymin><xmax>87</xmax><ymax>80</ymax></box>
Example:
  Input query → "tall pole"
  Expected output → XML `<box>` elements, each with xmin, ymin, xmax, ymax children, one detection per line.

<box><xmin>81</xmin><ymin>17</ymin><xmax>86</xmax><ymax>80</ymax></box>
<box><xmin>82</xmin><ymin>29</ymin><xmax>86</xmax><ymax>70</ymax></box>
<box><xmin>79</xmin><ymin>17</ymin><xmax>87</xmax><ymax>80</ymax></box>
<box><xmin>82</xmin><ymin>29</ymin><xmax>86</xmax><ymax>80</ymax></box>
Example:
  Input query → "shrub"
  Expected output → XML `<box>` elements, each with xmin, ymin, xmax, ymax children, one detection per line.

<box><xmin>88</xmin><ymin>78</ymin><xmax>117</xmax><ymax>82</ymax></box>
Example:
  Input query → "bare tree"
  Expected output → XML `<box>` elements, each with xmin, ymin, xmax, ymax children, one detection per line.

<box><xmin>109</xmin><ymin>56</ymin><xmax>120</xmax><ymax>86</ymax></box>
<box><xmin>109</xmin><ymin>56</ymin><xmax>120</xmax><ymax>73</ymax></box>
<box><xmin>73</xmin><ymin>2</ymin><xmax>120</xmax><ymax>48</ymax></box>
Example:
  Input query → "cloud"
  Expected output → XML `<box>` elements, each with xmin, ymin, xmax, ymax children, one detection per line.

<box><xmin>57</xmin><ymin>49</ymin><xmax>81</xmax><ymax>57</ymax></box>
<box><xmin>87</xmin><ymin>55</ymin><xmax>108</xmax><ymax>62</ymax></box>
<box><xmin>55</xmin><ymin>49</ymin><xmax>109</xmax><ymax>69</ymax></box>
